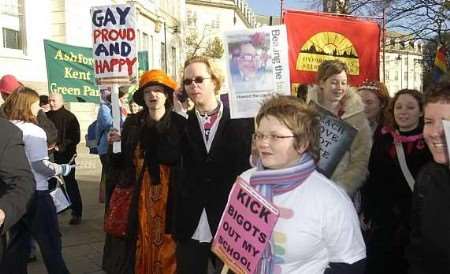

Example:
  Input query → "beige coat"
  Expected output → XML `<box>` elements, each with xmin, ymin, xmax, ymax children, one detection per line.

<box><xmin>307</xmin><ymin>85</ymin><xmax>372</xmax><ymax>194</ymax></box>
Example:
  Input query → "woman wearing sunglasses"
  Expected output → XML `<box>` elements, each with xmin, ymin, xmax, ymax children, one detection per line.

<box><xmin>174</xmin><ymin>56</ymin><xmax>254</xmax><ymax>274</ymax></box>
<box><xmin>238</xmin><ymin>95</ymin><xmax>365</xmax><ymax>273</ymax></box>
<box><xmin>103</xmin><ymin>70</ymin><xmax>186</xmax><ymax>274</ymax></box>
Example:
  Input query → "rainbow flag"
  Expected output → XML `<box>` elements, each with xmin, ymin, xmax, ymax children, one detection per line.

<box><xmin>433</xmin><ymin>45</ymin><xmax>448</xmax><ymax>81</ymax></box>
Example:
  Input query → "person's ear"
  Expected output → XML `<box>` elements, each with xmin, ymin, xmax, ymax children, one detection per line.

<box><xmin>297</xmin><ymin>141</ymin><xmax>309</xmax><ymax>155</ymax></box>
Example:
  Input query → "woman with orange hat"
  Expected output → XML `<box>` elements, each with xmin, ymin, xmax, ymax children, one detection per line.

<box><xmin>102</xmin><ymin>70</ymin><xmax>186</xmax><ymax>274</ymax></box>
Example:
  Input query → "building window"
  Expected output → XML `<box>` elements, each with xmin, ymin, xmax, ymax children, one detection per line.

<box><xmin>171</xmin><ymin>46</ymin><xmax>176</xmax><ymax>79</ymax></box>
<box><xmin>187</xmin><ymin>10</ymin><xmax>197</xmax><ymax>27</ymax></box>
<box><xmin>2</xmin><ymin>28</ymin><xmax>21</xmax><ymax>49</ymax></box>
<box><xmin>395</xmin><ymin>72</ymin><xmax>398</xmax><ymax>81</ymax></box>
<box><xmin>0</xmin><ymin>0</ymin><xmax>25</xmax><ymax>53</ymax></box>
<box><xmin>142</xmin><ymin>32</ymin><xmax>149</xmax><ymax>51</ymax></box>
<box><xmin>386</xmin><ymin>71</ymin><xmax>390</xmax><ymax>81</ymax></box>
<box><xmin>161</xmin><ymin>42</ymin><xmax>166</xmax><ymax>72</ymax></box>
<box><xmin>211</xmin><ymin>15</ymin><xmax>220</xmax><ymax>29</ymax></box>
<box><xmin>404</xmin><ymin>72</ymin><xmax>408</xmax><ymax>81</ymax></box>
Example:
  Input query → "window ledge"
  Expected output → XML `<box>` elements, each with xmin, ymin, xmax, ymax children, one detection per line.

<box><xmin>0</xmin><ymin>48</ymin><xmax>31</xmax><ymax>60</ymax></box>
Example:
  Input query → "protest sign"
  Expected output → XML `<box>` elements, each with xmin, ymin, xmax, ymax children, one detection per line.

<box><xmin>91</xmin><ymin>4</ymin><xmax>137</xmax><ymax>85</ymax></box>
<box><xmin>443</xmin><ymin>120</ymin><xmax>450</xmax><ymax>167</ymax></box>
<box><xmin>223</xmin><ymin>25</ymin><xmax>290</xmax><ymax>119</ymax></box>
<box><xmin>44</xmin><ymin>40</ymin><xmax>148</xmax><ymax>103</ymax></box>
<box><xmin>316</xmin><ymin>106</ymin><xmax>357</xmax><ymax>177</ymax></box>
<box><xmin>44</xmin><ymin>39</ymin><xmax>99</xmax><ymax>103</ymax></box>
<box><xmin>212</xmin><ymin>179</ymin><xmax>279</xmax><ymax>274</ymax></box>
<box><xmin>284</xmin><ymin>10</ymin><xmax>380</xmax><ymax>86</ymax></box>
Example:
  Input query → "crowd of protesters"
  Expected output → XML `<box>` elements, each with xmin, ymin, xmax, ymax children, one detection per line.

<box><xmin>0</xmin><ymin>55</ymin><xmax>449</xmax><ymax>274</ymax></box>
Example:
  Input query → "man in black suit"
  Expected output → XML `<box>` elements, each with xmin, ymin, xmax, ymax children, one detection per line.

<box><xmin>0</xmin><ymin>117</ymin><xmax>35</xmax><ymax>262</ymax></box>
<box><xmin>47</xmin><ymin>93</ymin><xmax>82</xmax><ymax>225</ymax></box>
<box><xmin>175</xmin><ymin>56</ymin><xmax>253</xmax><ymax>274</ymax></box>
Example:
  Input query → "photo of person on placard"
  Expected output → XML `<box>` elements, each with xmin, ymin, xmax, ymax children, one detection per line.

<box><xmin>228</xmin><ymin>32</ymin><xmax>273</xmax><ymax>93</ymax></box>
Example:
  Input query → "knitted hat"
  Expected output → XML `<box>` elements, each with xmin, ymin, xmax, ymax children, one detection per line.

<box><xmin>133</xmin><ymin>70</ymin><xmax>177</xmax><ymax>106</ymax></box>
<box><xmin>0</xmin><ymin>74</ymin><xmax>22</xmax><ymax>95</ymax></box>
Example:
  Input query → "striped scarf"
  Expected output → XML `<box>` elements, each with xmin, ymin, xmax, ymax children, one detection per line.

<box><xmin>249</xmin><ymin>153</ymin><xmax>316</xmax><ymax>274</ymax></box>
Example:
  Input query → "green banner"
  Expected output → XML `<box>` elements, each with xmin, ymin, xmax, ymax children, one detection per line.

<box><xmin>44</xmin><ymin>39</ymin><xmax>149</xmax><ymax>103</ymax></box>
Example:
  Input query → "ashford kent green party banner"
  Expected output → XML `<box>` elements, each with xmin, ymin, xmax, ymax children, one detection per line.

<box><xmin>44</xmin><ymin>39</ymin><xmax>148</xmax><ymax>103</ymax></box>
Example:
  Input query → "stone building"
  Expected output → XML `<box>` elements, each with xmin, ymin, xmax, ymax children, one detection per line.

<box><xmin>0</xmin><ymin>0</ymin><xmax>184</xmax><ymax>136</ymax></box>
<box><xmin>380</xmin><ymin>32</ymin><xmax>424</xmax><ymax>95</ymax></box>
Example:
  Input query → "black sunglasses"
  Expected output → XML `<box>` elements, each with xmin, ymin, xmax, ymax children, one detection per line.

<box><xmin>183</xmin><ymin>76</ymin><xmax>210</xmax><ymax>86</ymax></box>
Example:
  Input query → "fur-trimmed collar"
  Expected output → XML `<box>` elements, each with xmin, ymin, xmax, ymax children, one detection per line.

<box><xmin>306</xmin><ymin>85</ymin><xmax>365</xmax><ymax>120</ymax></box>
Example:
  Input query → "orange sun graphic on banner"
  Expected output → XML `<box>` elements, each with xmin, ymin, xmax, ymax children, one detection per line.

<box><xmin>296</xmin><ymin>32</ymin><xmax>360</xmax><ymax>75</ymax></box>
<box><xmin>284</xmin><ymin>10</ymin><xmax>380</xmax><ymax>86</ymax></box>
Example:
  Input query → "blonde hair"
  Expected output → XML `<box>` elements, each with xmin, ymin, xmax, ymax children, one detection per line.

<box><xmin>256</xmin><ymin>95</ymin><xmax>320</xmax><ymax>162</ymax></box>
<box><xmin>3</xmin><ymin>87</ymin><xmax>40</xmax><ymax>123</ymax></box>
<box><xmin>182</xmin><ymin>56</ymin><xmax>224</xmax><ymax>95</ymax></box>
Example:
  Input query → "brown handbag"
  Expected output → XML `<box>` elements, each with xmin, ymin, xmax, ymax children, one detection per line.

<box><xmin>104</xmin><ymin>160</ymin><xmax>146</xmax><ymax>237</ymax></box>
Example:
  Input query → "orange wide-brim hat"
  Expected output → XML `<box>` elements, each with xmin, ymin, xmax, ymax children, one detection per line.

<box><xmin>133</xmin><ymin>70</ymin><xmax>177</xmax><ymax>106</ymax></box>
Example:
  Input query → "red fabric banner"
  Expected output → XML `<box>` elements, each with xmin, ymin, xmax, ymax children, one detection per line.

<box><xmin>284</xmin><ymin>10</ymin><xmax>381</xmax><ymax>86</ymax></box>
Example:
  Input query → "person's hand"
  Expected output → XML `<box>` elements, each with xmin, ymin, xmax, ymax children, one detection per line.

<box><xmin>54</xmin><ymin>145</ymin><xmax>60</xmax><ymax>152</ymax></box>
<box><xmin>0</xmin><ymin>209</ymin><xmax>5</xmax><ymax>226</ymax></box>
<box><xmin>108</xmin><ymin>129</ymin><xmax>121</xmax><ymax>144</ymax></box>
<box><xmin>60</xmin><ymin>164</ymin><xmax>75</xmax><ymax>176</ymax></box>
<box><xmin>173</xmin><ymin>89</ymin><xmax>188</xmax><ymax>114</ymax></box>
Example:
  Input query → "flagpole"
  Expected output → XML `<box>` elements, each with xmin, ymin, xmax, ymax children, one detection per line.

<box><xmin>382</xmin><ymin>3</ymin><xmax>386</xmax><ymax>83</ymax></box>
<box><xmin>280</xmin><ymin>0</ymin><xmax>285</xmax><ymax>23</ymax></box>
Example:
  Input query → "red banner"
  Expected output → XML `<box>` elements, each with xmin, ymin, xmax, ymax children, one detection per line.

<box><xmin>284</xmin><ymin>10</ymin><xmax>380</xmax><ymax>86</ymax></box>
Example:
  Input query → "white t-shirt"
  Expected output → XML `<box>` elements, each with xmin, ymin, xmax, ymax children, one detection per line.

<box><xmin>240</xmin><ymin>168</ymin><xmax>366</xmax><ymax>274</ymax></box>
<box><xmin>12</xmin><ymin>121</ymin><xmax>50</xmax><ymax>191</ymax></box>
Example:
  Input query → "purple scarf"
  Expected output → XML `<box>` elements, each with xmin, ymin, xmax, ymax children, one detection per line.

<box><xmin>249</xmin><ymin>153</ymin><xmax>316</xmax><ymax>274</ymax></box>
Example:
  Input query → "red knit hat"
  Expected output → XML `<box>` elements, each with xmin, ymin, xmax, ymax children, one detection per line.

<box><xmin>0</xmin><ymin>74</ymin><xmax>22</xmax><ymax>95</ymax></box>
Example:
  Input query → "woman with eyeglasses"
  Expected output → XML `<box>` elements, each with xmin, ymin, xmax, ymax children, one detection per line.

<box><xmin>306</xmin><ymin>60</ymin><xmax>372</xmax><ymax>196</ymax></box>
<box><xmin>238</xmin><ymin>95</ymin><xmax>366</xmax><ymax>274</ymax></box>
<box><xmin>102</xmin><ymin>70</ymin><xmax>186</xmax><ymax>274</ymax></box>
<box><xmin>174</xmin><ymin>56</ymin><xmax>253</xmax><ymax>274</ymax></box>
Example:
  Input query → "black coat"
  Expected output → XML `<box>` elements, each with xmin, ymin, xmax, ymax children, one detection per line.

<box><xmin>103</xmin><ymin>110</ymin><xmax>186</xmax><ymax>274</ymax></box>
<box><xmin>47</xmin><ymin>107</ymin><xmax>80</xmax><ymax>163</ymax></box>
<box><xmin>407</xmin><ymin>162</ymin><xmax>450</xmax><ymax>274</ymax></box>
<box><xmin>0</xmin><ymin>118</ymin><xmax>35</xmax><ymax>260</ymax></box>
<box><xmin>174</xmin><ymin>107</ymin><xmax>253</xmax><ymax>240</ymax></box>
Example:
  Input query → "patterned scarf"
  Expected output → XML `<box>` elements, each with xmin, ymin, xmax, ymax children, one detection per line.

<box><xmin>249</xmin><ymin>153</ymin><xmax>316</xmax><ymax>274</ymax></box>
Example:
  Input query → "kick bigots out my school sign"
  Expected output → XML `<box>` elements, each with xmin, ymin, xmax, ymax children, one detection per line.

<box><xmin>212</xmin><ymin>179</ymin><xmax>279</xmax><ymax>274</ymax></box>
<box><xmin>90</xmin><ymin>4</ymin><xmax>137</xmax><ymax>85</ymax></box>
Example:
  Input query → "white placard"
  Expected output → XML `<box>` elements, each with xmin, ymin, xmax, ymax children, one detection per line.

<box><xmin>91</xmin><ymin>4</ymin><xmax>137</xmax><ymax>85</ymax></box>
<box><xmin>223</xmin><ymin>25</ymin><xmax>291</xmax><ymax>119</ymax></box>
<box><xmin>443</xmin><ymin>120</ymin><xmax>450</xmax><ymax>167</ymax></box>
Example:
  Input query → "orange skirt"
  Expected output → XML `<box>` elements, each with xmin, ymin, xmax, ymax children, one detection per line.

<box><xmin>135</xmin><ymin>165</ymin><xmax>176</xmax><ymax>274</ymax></box>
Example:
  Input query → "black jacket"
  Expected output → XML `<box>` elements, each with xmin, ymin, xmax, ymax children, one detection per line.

<box><xmin>36</xmin><ymin>110</ymin><xmax>58</xmax><ymax>146</ymax></box>
<box><xmin>407</xmin><ymin>162</ymin><xmax>450</xmax><ymax>274</ymax></box>
<box><xmin>0</xmin><ymin>118</ymin><xmax>35</xmax><ymax>260</ymax></box>
<box><xmin>174</xmin><ymin>107</ymin><xmax>253</xmax><ymax>240</ymax></box>
<box><xmin>47</xmin><ymin>107</ymin><xmax>80</xmax><ymax>163</ymax></box>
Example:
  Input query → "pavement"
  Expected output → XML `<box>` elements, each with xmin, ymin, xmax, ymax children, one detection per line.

<box><xmin>29</xmin><ymin>147</ymin><xmax>106</xmax><ymax>274</ymax></box>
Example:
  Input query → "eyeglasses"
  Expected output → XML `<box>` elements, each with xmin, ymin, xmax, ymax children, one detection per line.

<box><xmin>253</xmin><ymin>133</ymin><xmax>295</xmax><ymax>143</ymax></box>
<box><xmin>183</xmin><ymin>76</ymin><xmax>210</xmax><ymax>86</ymax></box>
<box><xmin>239</xmin><ymin>54</ymin><xmax>260</xmax><ymax>62</ymax></box>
